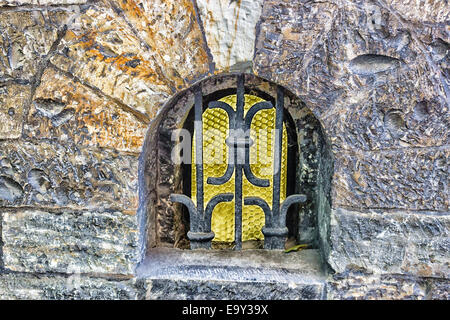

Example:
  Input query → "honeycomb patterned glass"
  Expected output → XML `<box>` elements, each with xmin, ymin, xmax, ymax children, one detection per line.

<box><xmin>192</xmin><ymin>94</ymin><xmax>288</xmax><ymax>244</ymax></box>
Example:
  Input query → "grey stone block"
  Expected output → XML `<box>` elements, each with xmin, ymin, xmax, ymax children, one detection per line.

<box><xmin>0</xmin><ymin>141</ymin><xmax>139</xmax><ymax>212</ymax></box>
<box><xmin>332</xmin><ymin>147</ymin><xmax>449</xmax><ymax>211</ymax></box>
<box><xmin>254</xmin><ymin>0</ymin><xmax>448</xmax><ymax>152</ymax></box>
<box><xmin>2</xmin><ymin>209</ymin><xmax>139</xmax><ymax>274</ymax></box>
<box><xmin>327</xmin><ymin>271</ymin><xmax>428</xmax><ymax>300</ymax></box>
<box><xmin>429</xmin><ymin>279</ymin><xmax>450</xmax><ymax>300</ymax></box>
<box><xmin>144</xmin><ymin>278</ymin><xmax>325</xmax><ymax>300</ymax></box>
<box><xmin>0</xmin><ymin>272</ymin><xmax>138</xmax><ymax>300</ymax></box>
<box><xmin>326</xmin><ymin>208</ymin><xmax>450</xmax><ymax>278</ymax></box>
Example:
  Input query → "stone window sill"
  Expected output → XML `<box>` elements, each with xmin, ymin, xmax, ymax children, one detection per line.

<box><xmin>137</xmin><ymin>248</ymin><xmax>327</xmax><ymax>299</ymax></box>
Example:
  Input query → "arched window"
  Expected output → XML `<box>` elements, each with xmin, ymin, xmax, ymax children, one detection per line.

<box><xmin>171</xmin><ymin>75</ymin><xmax>304</xmax><ymax>250</ymax></box>
<box><xmin>139</xmin><ymin>74</ymin><xmax>332</xmax><ymax>254</ymax></box>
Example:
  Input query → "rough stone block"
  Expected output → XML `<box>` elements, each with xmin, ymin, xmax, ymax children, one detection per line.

<box><xmin>254</xmin><ymin>0</ymin><xmax>447</xmax><ymax>151</ymax></box>
<box><xmin>0</xmin><ymin>10</ymin><xmax>71</xmax><ymax>81</ymax></box>
<box><xmin>50</xmin><ymin>2</ymin><xmax>174</xmax><ymax>119</ymax></box>
<box><xmin>196</xmin><ymin>0</ymin><xmax>264</xmax><ymax>71</ymax></box>
<box><xmin>25</xmin><ymin>67</ymin><xmax>148</xmax><ymax>153</ymax></box>
<box><xmin>385</xmin><ymin>0</ymin><xmax>448</xmax><ymax>24</ymax></box>
<box><xmin>144</xmin><ymin>278</ymin><xmax>325</xmax><ymax>300</ymax></box>
<box><xmin>0</xmin><ymin>84</ymin><xmax>30</xmax><ymax>139</ymax></box>
<box><xmin>429</xmin><ymin>279</ymin><xmax>450</xmax><ymax>300</ymax></box>
<box><xmin>110</xmin><ymin>0</ymin><xmax>210</xmax><ymax>84</ymax></box>
<box><xmin>0</xmin><ymin>1</ymin><xmax>86</xmax><ymax>5</ymax></box>
<box><xmin>2</xmin><ymin>209</ymin><xmax>139</xmax><ymax>274</ymax></box>
<box><xmin>332</xmin><ymin>147</ymin><xmax>449</xmax><ymax>210</ymax></box>
<box><xmin>256</xmin><ymin>0</ymin><xmax>337</xmax><ymax>57</ymax></box>
<box><xmin>0</xmin><ymin>141</ymin><xmax>139</xmax><ymax>212</ymax></box>
<box><xmin>323</xmin><ymin>62</ymin><xmax>449</xmax><ymax>151</ymax></box>
<box><xmin>326</xmin><ymin>208</ymin><xmax>450</xmax><ymax>278</ymax></box>
<box><xmin>254</xmin><ymin>0</ymin><xmax>339</xmax><ymax>116</ymax></box>
<box><xmin>0</xmin><ymin>272</ymin><xmax>138</xmax><ymax>300</ymax></box>
<box><xmin>327</xmin><ymin>272</ymin><xmax>428</xmax><ymax>300</ymax></box>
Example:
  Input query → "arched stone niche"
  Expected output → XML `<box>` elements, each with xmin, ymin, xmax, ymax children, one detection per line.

<box><xmin>138</xmin><ymin>73</ymin><xmax>333</xmax><ymax>258</ymax></box>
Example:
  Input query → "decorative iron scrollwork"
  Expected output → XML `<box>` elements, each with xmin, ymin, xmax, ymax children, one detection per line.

<box><xmin>170</xmin><ymin>74</ymin><xmax>306</xmax><ymax>250</ymax></box>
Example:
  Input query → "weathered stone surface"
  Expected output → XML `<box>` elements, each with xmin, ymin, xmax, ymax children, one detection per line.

<box><xmin>256</xmin><ymin>0</ymin><xmax>337</xmax><ymax>65</ymax></box>
<box><xmin>0</xmin><ymin>273</ymin><xmax>138</xmax><ymax>300</ymax></box>
<box><xmin>110</xmin><ymin>0</ymin><xmax>210</xmax><ymax>86</ymax></box>
<box><xmin>296</xmin><ymin>111</ymin><xmax>333</xmax><ymax>246</ymax></box>
<box><xmin>50</xmin><ymin>1</ymin><xmax>173</xmax><ymax>119</ymax></box>
<box><xmin>139</xmin><ymin>248</ymin><xmax>326</xmax><ymax>300</ymax></box>
<box><xmin>0</xmin><ymin>141</ymin><xmax>139</xmax><ymax>212</ymax></box>
<box><xmin>329</xmin><ymin>272</ymin><xmax>450</xmax><ymax>300</ymax></box>
<box><xmin>138</xmin><ymin>247</ymin><xmax>326</xmax><ymax>277</ymax></box>
<box><xmin>196</xmin><ymin>0</ymin><xmax>264</xmax><ymax>71</ymax></box>
<box><xmin>25</xmin><ymin>67</ymin><xmax>147</xmax><ymax>153</ymax></box>
<box><xmin>327</xmin><ymin>271</ymin><xmax>428</xmax><ymax>300</ymax></box>
<box><xmin>332</xmin><ymin>147</ymin><xmax>449</xmax><ymax>210</ymax></box>
<box><xmin>429</xmin><ymin>278</ymin><xmax>450</xmax><ymax>300</ymax></box>
<box><xmin>2</xmin><ymin>209</ymin><xmax>139</xmax><ymax>274</ymax></box>
<box><xmin>254</xmin><ymin>0</ymin><xmax>448</xmax><ymax>151</ymax></box>
<box><xmin>326</xmin><ymin>208</ymin><xmax>450</xmax><ymax>278</ymax></box>
<box><xmin>144</xmin><ymin>278</ymin><xmax>324</xmax><ymax>300</ymax></box>
<box><xmin>0</xmin><ymin>10</ymin><xmax>70</xmax><ymax>81</ymax></box>
<box><xmin>0</xmin><ymin>0</ymin><xmax>86</xmax><ymax>5</ymax></box>
<box><xmin>384</xmin><ymin>0</ymin><xmax>449</xmax><ymax>24</ymax></box>
<box><xmin>326</xmin><ymin>63</ymin><xmax>449</xmax><ymax>151</ymax></box>
<box><xmin>0</xmin><ymin>84</ymin><xmax>30</xmax><ymax>139</ymax></box>
<box><xmin>0</xmin><ymin>176</ymin><xmax>23</xmax><ymax>202</ymax></box>
<box><xmin>254</xmin><ymin>0</ymin><xmax>338</xmax><ymax>113</ymax></box>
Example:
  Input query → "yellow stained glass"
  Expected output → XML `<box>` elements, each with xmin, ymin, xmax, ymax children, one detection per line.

<box><xmin>192</xmin><ymin>94</ymin><xmax>287</xmax><ymax>243</ymax></box>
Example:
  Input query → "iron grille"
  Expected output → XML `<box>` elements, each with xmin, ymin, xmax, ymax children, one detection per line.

<box><xmin>170</xmin><ymin>75</ymin><xmax>306</xmax><ymax>250</ymax></box>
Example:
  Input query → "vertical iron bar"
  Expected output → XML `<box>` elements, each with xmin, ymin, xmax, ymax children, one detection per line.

<box><xmin>236</xmin><ymin>75</ymin><xmax>245</xmax><ymax>125</ymax></box>
<box><xmin>272</xmin><ymin>86</ymin><xmax>284</xmax><ymax>225</ymax></box>
<box><xmin>234</xmin><ymin>148</ymin><xmax>242</xmax><ymax>250</ymax></box>
<box><xmin>234</xmin><ymin>74</ymin><xmax>245</xmax><ymax>250</ymax></box>
<box><xmin>194</xmin><ymin>86</ymin><xmax>204</xmax><ymax>232</ymax></box>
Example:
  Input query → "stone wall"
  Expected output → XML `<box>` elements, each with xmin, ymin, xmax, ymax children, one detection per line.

<box><xmin>0</xmin><ymin>0</ymin><xmax>448</xmax><ymax>299</ymax></box>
